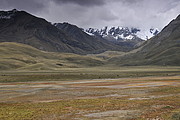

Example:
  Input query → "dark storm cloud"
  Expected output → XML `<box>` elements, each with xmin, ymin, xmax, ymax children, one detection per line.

<box><xmin>0</xmin><ymin>0</ymin><xmax>179</xmax><ymax>30</ymax></box>
<box><xmin>0</xmin><ymin>0</ymin><xmax>46</xmax><ymax>13</ymax></box>
<box><xmin>53</xmin><ymin>0</ymin><xmax>105</xmax><ymax>7</ymax></box>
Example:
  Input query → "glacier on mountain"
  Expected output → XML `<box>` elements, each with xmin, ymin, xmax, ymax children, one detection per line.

<box><xmin>85</xmin><ymin>26</ymin><xmax>159</xmax><ymax>41</ymax></box>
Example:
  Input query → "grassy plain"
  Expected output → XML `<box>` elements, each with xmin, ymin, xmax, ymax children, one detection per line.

<box><xmin>0</xmin><ymin>66</ymin><xmax>180</xmax><ymax>120</ymax></box>
<box><xmin>0</xmin><ymin>42</ymin><xmax>180</xmax><ymax>120</ymax></box>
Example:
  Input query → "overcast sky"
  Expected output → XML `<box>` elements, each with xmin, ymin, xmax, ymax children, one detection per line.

<box><xmin>0</xmin><ymin>0</ymin><xmax>180</xmax><ymax>30</ymax></box>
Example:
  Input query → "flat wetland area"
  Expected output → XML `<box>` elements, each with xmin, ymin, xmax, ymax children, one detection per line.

<box><xmin>0</xmin><ymin>66</ymin><xmax>180</xmax><ymax>120</ymax></box>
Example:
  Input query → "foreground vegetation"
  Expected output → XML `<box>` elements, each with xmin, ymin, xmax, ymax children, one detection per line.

<box><xmin>0</xmin><ymin>66</ymin><xmax>179</xmax><ymax>120</ymax></box>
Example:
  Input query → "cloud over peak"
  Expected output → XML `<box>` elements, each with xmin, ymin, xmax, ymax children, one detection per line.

<box><xmin>0</xmin><ymin>0</ymin><xmax>180</xmax><ymax>30</ymax></box>
<box><xmin>53</xmin><ymin>0</ymin><xmax>105</xmax><ymax>7</ymax></box>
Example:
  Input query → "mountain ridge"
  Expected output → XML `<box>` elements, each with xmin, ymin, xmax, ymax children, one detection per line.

<box><xmin>109</xmin><ymin>14</ymin><xmax>180</xmax><ymax>66</ymax></box>
<box><xmin>54</xmin><ymin>22</ymin><xmax>124</xmax><ymax>52</ymax></box>
<box><xmin>0</xmin><ymin>9</ymin><xmax>122</xmax><ymax>54</ymax></box>
<box><xmin>85</xmin><ymin>26</ymin><xmax>159</xmax><ymax>40</ymax></box>
<box><xmin>0</xmin><ymin>9</ymin><xmax>179</xmax><ymax>66</ymax></box>
<box><xmin>84</xmin><ymin>26</ymin><xmax>159</xmax><ymax>50</ymax></box>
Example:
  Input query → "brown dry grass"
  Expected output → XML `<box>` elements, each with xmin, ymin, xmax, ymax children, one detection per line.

<box><xmin>0</xmin><ymin>72</ymin><xmax>179</xmax><ymax>120</ymax></box>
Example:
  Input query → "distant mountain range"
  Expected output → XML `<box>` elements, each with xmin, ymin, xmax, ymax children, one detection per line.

<box><xmin>0</xmin><ymin>9</ymin><xmax>179</xmax><ymax>67</ymax></box>
<box><xmin>0</xmin><ymin>9</ymin><xmax>122</xmax><ymax>54</ymax></box>
<box><xmin>85</xmin><ymin>26</ymin><xmax>159</xmax><ymax>40</ymax></box>
<box><xmin>0</xmin><ymin>9</ymin><xmax>160</xmax><ymax>55</ymax></box>
<box><xmin>84</xmin><ymin>26</ymin><xmax>159</xmax><ymax>50</ymax></box>
<box><xmin>53</xmin><ymin>22</ymin><xmax>129</xmax><ymax>52</ymax></box>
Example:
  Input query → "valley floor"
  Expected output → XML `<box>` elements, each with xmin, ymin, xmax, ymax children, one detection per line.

<box><xmin>0</xmin><ymin>66</ymin><xmax>180</xmax><ymax>120</ymax></box>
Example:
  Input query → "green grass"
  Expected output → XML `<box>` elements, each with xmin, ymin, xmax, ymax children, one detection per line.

<box><xmin>0</xmin><ymin>42</ymin><xmax>180</xmax><ymax>119</ymax></box>
<box><xmin>0</xmin><ymin>42</ymin><xmax>105</xmax><ymax>71</ymax></box>
<box><xmin>1</xmin><ymin>42</ymin><xmax>180</xmax><ymax>71</ymax></box>
<box><xmin>0</xmin><ymin>66</ymin><xmax>180</xmax><ymax>82</ymax></box>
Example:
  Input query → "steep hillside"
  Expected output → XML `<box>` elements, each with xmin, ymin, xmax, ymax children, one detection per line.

<box><xmin>0</xmin><ymin>9</ymin><xmax>121</xmax><ymax>54</ymax></box>
<box><xmin>0</xmin><ymin>9</ymin><xmax>82</xmax><ymax>53</ymax></box>
<box><xmin>54</xmin><ymin>23</ymin><xmax>123</xmax><ymax>52</ymax></box>
<box><xmin>0</xmin><ymin>42</ymin><xmax>104</xmax><ymax>70</ymax></box>
<box><xmin>109</xmin><ymin>14</ymin><xmax>180</xmax><ymax>66</ymax></box>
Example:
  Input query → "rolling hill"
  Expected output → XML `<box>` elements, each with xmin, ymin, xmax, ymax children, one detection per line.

<box><xmin>0</xmin><ymin>42</ymin><xmax>104</xmax><ymax>70</ymax></box>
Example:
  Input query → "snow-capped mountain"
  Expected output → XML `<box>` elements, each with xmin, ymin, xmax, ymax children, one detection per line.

<box><xmin>136</xmin><ymin>28</ymin><xmax>159</xmax><ymax>40</ymax></box>
<box><xmin>85</xmin><ymin>26</ymin><xmax>159</xmax><ymax>41</ymax></box>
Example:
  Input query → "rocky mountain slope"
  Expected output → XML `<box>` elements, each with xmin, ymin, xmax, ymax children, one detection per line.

<box><xmin>109</xmin><ymin>14</ymin><xmax>180</xmax><ymax>66</ymax></box>
<box><xmin>54</xmin><ymin>23</ymin><xmax>145</xmax><ymax>51</ymax></box>
<box><xmin>0</xmin><ymin>9</ymin><xmax>121</xmax><ymax>54</ymax></box>
<box><xmin>54</xmin><ymin>22</ymin><xmax>124</xmax><ymax>53</ymax></box>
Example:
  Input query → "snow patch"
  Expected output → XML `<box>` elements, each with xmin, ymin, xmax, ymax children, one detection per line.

<box><xmin>136</xmin><ymin>28</ymin><xmax>159</xmax><ymax>40</ymax></box>
<box><xmin>85</xmin><ymin>26</ymin><xmax>159</xmax><ymax>40</ymax></box>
